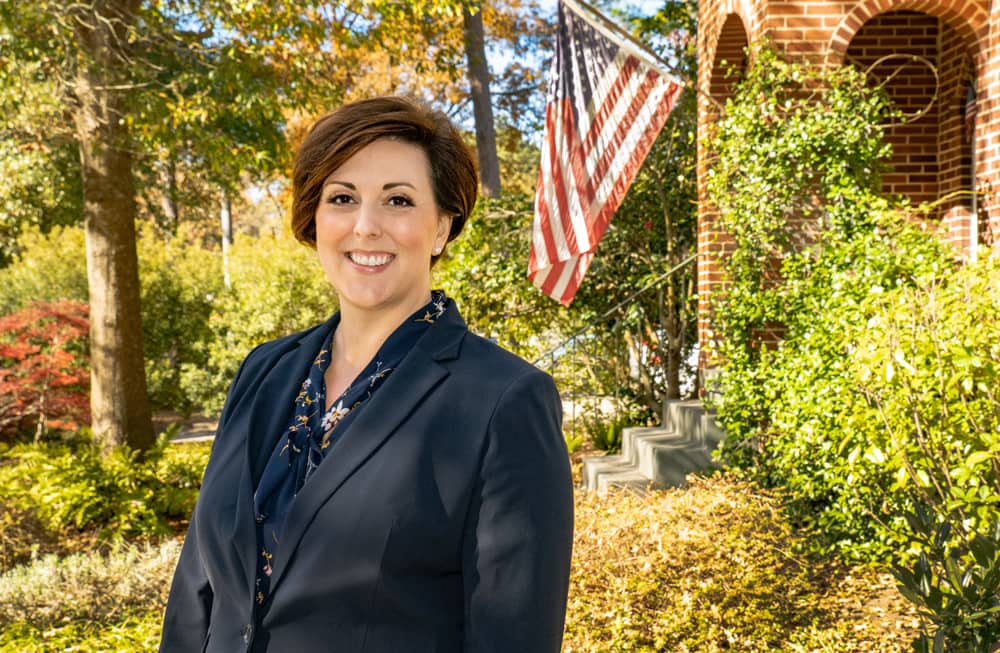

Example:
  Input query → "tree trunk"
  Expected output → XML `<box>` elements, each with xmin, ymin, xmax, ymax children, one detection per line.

<box><xmin>462</xmin><ymin>4</ymin><xmax>501</xmax><ymax>197</ymax></box>
<box><xmin>161</xmin><ymin>154</ymin><xmax>180</xmax><ymax>232</ymax></box>
<box><xmin>656</xmin><ymin>181</ymin><xmax>683</xmax><ymax>400</ymax></box>
<box><xmin>221</xmin><ymin>192</ymin><xmax>233</xmax><ymax>289</ymax></box>
<box><xmin>72</xmin><ymin>0</ymin><xmax>154</xmax><ymax>454</ymax></box>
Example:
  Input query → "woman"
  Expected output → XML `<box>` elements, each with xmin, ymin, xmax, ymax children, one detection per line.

<box><xmin>160</xmin><ymin>96</ymin><xmax>574</xmax><ymax>653</ymax></box>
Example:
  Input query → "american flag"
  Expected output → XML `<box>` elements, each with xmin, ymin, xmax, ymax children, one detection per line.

<box><xmin>529</xmin><ymin>0</ymin><xmax>683</xmax><ymax>306</ymax></box>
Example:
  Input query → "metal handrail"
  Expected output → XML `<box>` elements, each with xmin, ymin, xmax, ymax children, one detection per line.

<box><xmin>533</xmin><ymin>253</ymin><xmax>697</xmax><ymax>368</ymax></box>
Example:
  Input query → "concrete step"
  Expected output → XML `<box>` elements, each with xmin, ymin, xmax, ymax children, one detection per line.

<box><xmin>580</xmin><ymin>399</ymin><xmax>726</xmax><ymax>495</ymax></box>
<box><xmin>580</xmin><ymin>454</ymin><xmax>632</xmax><ymax>491</ymax></box>
<box><xmin>621</xmin><ymin>425</ymin><xmax>674</xmax><ymax>465</ymax></box>
<box><xmin>643</xmin><ymin>440</ymin><xmax>716</xmax><ymax>486</ymax></box>
<box><xmin>701</xmin><ymin>411</ymin><xmax>726</xmax><ymax>449</ymax></box>
<box><xmin>662</xmin><ymin>399</ymin><xmax>706</xmax><ymax>438</ymax></box>
<box><xmin>595</xmin><ymin>469</ymin><xmax>655</xmax><ymax>496</ymax></box>
<box><xmin>636</xmin><ymin>435</ymin><xmax>712</xmax><ymax>485</ymax></box>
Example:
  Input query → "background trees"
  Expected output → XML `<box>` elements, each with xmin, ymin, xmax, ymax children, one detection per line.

<box><xmin>0</xmin><ymin>0</ymin><xmax>561</xmax><ymax>451</ymax></box>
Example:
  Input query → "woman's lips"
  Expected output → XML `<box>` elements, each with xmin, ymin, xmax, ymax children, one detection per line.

<box><xmin>347</xmin><ymin>251</ymin><xmax>395</xmax><ymax>268</ymax></box>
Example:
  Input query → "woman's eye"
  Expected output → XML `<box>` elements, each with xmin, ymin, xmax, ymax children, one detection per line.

<box><xmin>325</xmin><ymin>193</ymin><xmax>355</xmax><ymax>205</ymax></box>
<box><xmin>386</xmin><ymin>195</ymin><xmax>414</xmax><ymax>208</ymax></box>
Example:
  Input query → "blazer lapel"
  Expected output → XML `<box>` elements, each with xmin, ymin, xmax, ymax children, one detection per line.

<box><xmin>231</xmin><ymin>316</ymin><xmax>338</xmax><ymax>597</ymax></box>
<box><xmin>266</xmin><ymin>308</ymin><xmax>467</xmax><ymax>594</ymax></box>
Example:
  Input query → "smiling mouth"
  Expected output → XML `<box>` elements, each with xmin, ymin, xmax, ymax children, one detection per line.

<box><xmin>347</xmin><ymin>252</ymin><xmax>395</xmax><ymax>267</ymax></box>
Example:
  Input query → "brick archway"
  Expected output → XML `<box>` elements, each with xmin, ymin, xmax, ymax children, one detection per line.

<box><xmin>697</xmin><ymin>12</ymin><xmax>750</xmax><ymax>369</ymax></box>
<box><xmin>832</xmin><ymin>3</ymin><xmax>987</xmax><ymax>253</ymax></box>
<box><xmin>828</xmin><ymin>0</ymin><xmax>988</xmax><ymax>63</ymax></box>
<box><xmin>709</xmin><ymin>13</ymin><xmax>751</xmax><ymax>103</ymax></box>
<box><xmin>703</xmin><ymin>4</ymin><xmax>753</xmax><ymax>95</ymax></box>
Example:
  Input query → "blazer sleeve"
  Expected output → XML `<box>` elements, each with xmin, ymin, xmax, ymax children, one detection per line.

<box><xmin>461</xmin><ymin>369</ymin><xmax>574</xmax><ymax>653</ymax></box>
<box><xmin>159</xmin><ymin>509</ymin><xmax>213</xmax><ymax>652</ymax></box>
<box><xmin>159</xmin><ymin>347</ymin><xmax>259</xmax><ymax>653</ymax></box>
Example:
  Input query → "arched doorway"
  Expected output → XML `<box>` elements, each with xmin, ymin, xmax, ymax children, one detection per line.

<box><xmin>708</xmin><ymin>13</ymin><xmax>749</xmax><ymax>109</ymax></box>
<box><xmin>845</xmin><ymin>10</ymin><xmax>979</xmax><ymax>248</ymax></box>
<box><xmin>698</xmin><ymin>12</ymin><xmax>749</xmax><ymax>373</ymax></box>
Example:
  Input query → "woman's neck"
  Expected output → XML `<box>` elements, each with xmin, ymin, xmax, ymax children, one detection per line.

<box><xmin>331</xmin><ymin>292</ymin><xmax>432</xmax><ymax>370</ymax></box>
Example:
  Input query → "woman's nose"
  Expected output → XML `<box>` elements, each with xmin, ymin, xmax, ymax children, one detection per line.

<box><xmin>353</xmin><ymin>203</ymin><xmax>382</xmax><ymax>238</ymax></box>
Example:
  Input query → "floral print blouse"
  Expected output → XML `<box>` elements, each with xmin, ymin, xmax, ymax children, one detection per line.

<box><xmin>251</xmin><ymin>291</ymin><xmax>449</xmax><ymax>606</ymax></box>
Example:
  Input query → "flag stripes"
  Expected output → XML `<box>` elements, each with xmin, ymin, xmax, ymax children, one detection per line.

<box><xmin>529</xmin><ymin>0</ymin><xmax>683</xmax><ymax>305</ymax></box>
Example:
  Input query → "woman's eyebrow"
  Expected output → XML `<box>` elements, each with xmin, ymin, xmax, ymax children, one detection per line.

<box><xmin>322</xmin><ymin>181</ymin><xmax>417</xmax><ymax>190</ymax></box>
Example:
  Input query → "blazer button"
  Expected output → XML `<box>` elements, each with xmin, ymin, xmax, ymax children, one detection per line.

<box><xmin>242</xmin><ymin>623</ymin><xmax>253</xmax><ymax>644</ymax></box>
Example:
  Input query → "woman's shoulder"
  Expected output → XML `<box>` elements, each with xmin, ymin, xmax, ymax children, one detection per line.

<box><xmin>234</xmin><ymin>318</ymin><xmax>333</xmax><ymax>379</ymax></box>
<box><xmin>455</xmin><ymin>331</ymin><xmax>553</xmax><ymax>386</ymax></box>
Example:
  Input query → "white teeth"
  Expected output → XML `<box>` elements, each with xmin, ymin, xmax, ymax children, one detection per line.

<box><xmin>349</xmin><ymin>252</ymin><xmax>393</xmax><ymax>267</ymax></box>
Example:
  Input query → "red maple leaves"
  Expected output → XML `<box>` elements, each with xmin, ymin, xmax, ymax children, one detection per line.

<box><xmin>0</xmin><ymin>301</ymin><xmax>90</xmax><ymax>441</ymax></box>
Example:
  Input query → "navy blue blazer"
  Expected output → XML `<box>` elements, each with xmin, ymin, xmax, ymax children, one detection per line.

<box><xmin>159</xmin><ymin>306</ymin><xmax>574</xmax><ymax>653</ymax></box>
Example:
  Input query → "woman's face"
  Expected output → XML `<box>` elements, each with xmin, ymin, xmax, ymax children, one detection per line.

<box><xmin>315</xmin><ymin>138</ymin><xmax>452</xmax><ymax>318</ymax></box>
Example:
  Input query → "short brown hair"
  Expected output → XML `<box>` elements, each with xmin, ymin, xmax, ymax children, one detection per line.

<box><xmin>291</xmin><ymin>96</ymin><xmax>479</xmax><ymax>264</ymax></box>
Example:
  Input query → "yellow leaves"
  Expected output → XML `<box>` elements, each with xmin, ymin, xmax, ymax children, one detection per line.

<box><xmin>564</xmin><ymin>476</ymin><xmax>916</xmax><ymax>651</ymax></box>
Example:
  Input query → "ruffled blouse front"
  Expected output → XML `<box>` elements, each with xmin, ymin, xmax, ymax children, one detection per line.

<box><xmin>251</xmin><ymin>291</ymin><xmax>450</xmax><ymax>606</ymax></box>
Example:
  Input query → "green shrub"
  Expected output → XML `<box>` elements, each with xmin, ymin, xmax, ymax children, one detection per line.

<box><xmin>855</xmin><ymin>258</ymin><xmax>1000</xmax><ymax>650</ymax></box>
<box><xmin>705</xmin><ymin>43</ymin><xmax>1000</xmax><ymax>651</ymax></box>
<box><xmin>0</xmin><ymin>540</ymin><xmax>177</xmax><ymax>652</ymax></box>
<box><xmin>582</xmin><ymin>405</ymin><xmax>655</xmax><ymax>454</ymax></box>
<box><xmin>853</xmin><ymin>257</ymin><xmax>1000</xmax><ymax>541</ymax></box>
<box><xmin>0</xmin><ymin>612</ymin><xmax>163</xmax><ymax>653</ymax></box>
<box><xmin>892</xmin><ymin>510</ymin><xmax>1000</xmax><ymax>653</ymax></box>
<box><xmin>180</xmin><ymin>232</ymin><xmax>337</xmax><ymax>414</ymax></box>
<box><xmin>137</xmin><ymin>225</ymin><xmax>223</xmax><ymax>412</ymax></box>
<box><xmin>0</xmin><ymin>225</ymin><xmax>88</xmax><ymax>314</ymax></box>
<box><xmin>714</xmin><ymin>216</ymin><xmax>954</xmax><ymax>560</ymax></box>
<box><xmin>0</xmin><ymin>438</ymin><xmax>211</xmax><ymax>539</ymax></box>
<box><xmin>0</xmin><ymin>539</ymin><xmax>179</xmax><ymax>631</ymax></box>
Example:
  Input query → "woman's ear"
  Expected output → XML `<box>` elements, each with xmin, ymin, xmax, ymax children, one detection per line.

<box><xmin>434</xmin><ymin>213</ymin><xmax>454</xmax><ymax>253</ymax></box>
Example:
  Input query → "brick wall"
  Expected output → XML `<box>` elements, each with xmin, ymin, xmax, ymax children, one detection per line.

<box><xmin>850</xmin><ymin>13</ymin><xmax>942</xmax><ymax>206</ymax></box>
<box><xmin>697</xmin><ymin>11</ymin><xmax>750</xmax><ymax>367</ymax></box>
<box><xmin>982</xmin><ymin>0</ymin><xmax>1000</xmax><ymax>248</ymax></box>
<box><xmin>696</xmin><ymin>0</ymin><xmax>996</xmax><ymax>376</ymax></box>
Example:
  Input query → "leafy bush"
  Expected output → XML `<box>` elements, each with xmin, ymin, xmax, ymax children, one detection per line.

<box><xmin>179</xmin><ymin>232</ymin><xmax>337</xmax><ymax>414</ymax></box>
<box><xmin>0</xmin><ymin>225</ymin><xmax>88</xmax><ymax>315</ymax></box>
<box><xmin>892</xmin><ymin>510</ymin><xmax>1000</xmax><ymax>653</ymax></box>
<box><xmin>855</xmin><ymin>258</ymin><xmax>1000</xmax><ymax>650</ymax></box>
<box><xmin>581</xmin><ymin>404</ymin><xmax>656</xmax><ymax>454</ymax></box>
<box><xmin>0</xmin><ymin>612</ymin><xmax>163</xmax><ymax>653</ymax></box>
<box><xmin>564</xmin><ymin>475</ymin><xmax>919</xmax><ymax>652</ymax></box>
<box><xmin>705</xmin><ymin>45</ymin><xmax>999</xmax><ymax>650</ymax></box>
<box><xmin>0</xmin><ymin>300</ymin><xmax>90</xmax><ymax>441</ymax></box>
<box><xmin>0</xmin><ymin>540</ymin><xmax>177</xmax><ymax>652</ymax></box>
<box><xmin>0</xmin><ymin>438</ymin><xmax>211</xmax><ymax>539</ymax></box>
<box><xmin>137</xmin><ymin>225</ymin><xmax>223</xmax><ymax>412</ymax></box>
<box><xmin>0</xmin><ymin>540</ymin><xmax>179</xmax><ymax>631</ymax></box>
<box><xmin>0</xmin><ymin>225</ymin><xmax>337</xmax><ymax>415</ymax></box>
<box><xmin>715</xmin><ymin>217</ymin><xmax>953</xmax><ymax>559</ymax></box>
<box><xmin>853</xmin><ymin>258</ymin><xmax>1000</xmax><ymax>541</ymax></box>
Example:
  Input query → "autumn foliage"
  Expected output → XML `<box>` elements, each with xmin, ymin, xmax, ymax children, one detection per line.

<box><xmin>0</xmin><ymin>301</ymin><xmax>89</xmax><ymax>441</ymax></box>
